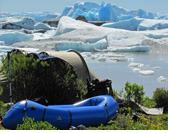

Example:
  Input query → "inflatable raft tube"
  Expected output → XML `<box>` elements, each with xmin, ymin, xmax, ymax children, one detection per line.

<box><xmin>1</xmin><ymin>95</ymin><xmax>119</xmax><ymax>129</ymax></box>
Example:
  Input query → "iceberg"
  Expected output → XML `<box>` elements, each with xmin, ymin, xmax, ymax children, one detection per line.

<box><xmin>55</xmin><ymin>38</ymin><xmax>108</xmax><ymax>52</ymax></box>
<box><xmin>13</xmin><ymin>16</ymin><xmax>168</xmax><ymax>52</ymax></box>
<box><xmin>106</xmin><ymin>46</ymin><xmax>150</xmax><ymax>52</ymax></box>
<box><xmin>0</xmin><ymin>12</ymin><xmax>60</xmax><ymax>22</ymax></box>
<box><xmin>102</xmin><ymin>17</ymin><xmax>168</xmax><ymax>31</ymax></box>
<box><xmin>55</xmin><ymin>16</ymin><xmax>97</xmax><ymax>35</ymax></box>
<box><xmin>0</xmin><ymin>17</ymin><xmax>52</xmax><ymax>30</ymax></box>
<box><xmin>60</xmin><ymin>1</ymin><xmax>167</xmax><ymax>22</ymax></box>
<box><xmin>99</xmin><ymin>2</ymin><xmax>118</xmax><ymax>22</ymax></box>
<box><xmin>0</xmin><ymin>30</ymin><xmax>33</xmax><ymax>44</ymax></box>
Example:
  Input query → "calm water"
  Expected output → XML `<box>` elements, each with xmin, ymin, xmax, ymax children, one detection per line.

<box><xmin>0</xmin><ymin>47</ymin><xmax>168</xmax><ymax>98</ymax></box>
<box><xmin>86</xmin><ymin>52</ymin><xmax>168</xmax><ymax>98</ymax></box>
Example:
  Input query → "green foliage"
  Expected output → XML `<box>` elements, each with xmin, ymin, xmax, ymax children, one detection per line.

<box><xmin>142</xmin><ymin>96</ymin><xmax>156</xmax><ymax>108</ymax></box>
<box><xmin>16</xmin><ymin>117</ymin><xmax>57</xmax><ymax>130</ymax></box>
<box><xmin>0</xmin><ymin>101</ymin><xmax>11</xmax><ymax>130</ymax></box>
<box><xmin>0</xmin><ymin>86</ymin><xmax>3</xmax><ymax>96</ymax></box>
<box><xmin>86</xmin><ymin>111</ymin><xmax>168</xmax><ymax>130</ymax></box>
<box><xmin>123</xmin><ymin>82</ymin><xmax>145</xmax><ymax>104</ymax></box>
<box><xmin>1</xmin><ymin>53</ymin><xmax>87</xmax><ymax>104</ymax></box>
<box><xmin>153</xmin><ymin>88</ymin><xmax>168</xmax><ymax>113</ymax></box>
<box><xmin>0</xmin><ymin>101</ymin><xmax>10</xmax><ymax>118</ymax></box>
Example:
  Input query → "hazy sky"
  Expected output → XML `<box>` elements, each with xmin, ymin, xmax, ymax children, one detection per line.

<box><xmin>0</xmin><ymin>0</ymin><xmax>168</xmax><ymax>13</ymax></box>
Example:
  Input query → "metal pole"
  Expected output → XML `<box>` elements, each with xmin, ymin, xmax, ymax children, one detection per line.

<box><xmin>7</xmin><ymin>52</ymin><xmax>12</xmax><ymax>105</ymax></box>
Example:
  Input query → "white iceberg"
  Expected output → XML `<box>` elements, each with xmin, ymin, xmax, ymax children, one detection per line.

<box><xmin>54</xmin><ymin>16</ymin><xmax>153</xmax><ymax>52</ymax></box>
<box><xmin>102</xmin><ymin>17</ymin><xmax>168</xmax><ymax>31</ymax></box>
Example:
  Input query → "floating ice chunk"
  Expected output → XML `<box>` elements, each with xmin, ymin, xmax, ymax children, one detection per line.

<box><xmin>157</xmin><ymin>76</ymin><xmax>167</xmax><ymax>82</ymax></box>
<box><xmin>55</xmin><ymin>38</ymin><xmax>108</xmax><ymax>52</ymax></box>
<box><xmin>133</xmin><ymin>68</ymin><xmax>141</xmax><ymax>72</ymax></box>
<box><xmin>102</xmin><ymin>17</ymin><xmax>168</xmax><ymax>31</ymax></box>
<box><xmin>107</xmin><ymin>46</ymin><xmax>150</xmax><ymax>52</ymax></box>
<box><xmin>33</xmin><ymin>30</ymin><xmax>56</xmax><ymax>40</ymax></box>
<box><xmin>0</xmin><ymin>41</ymin><xmax>5</xmax><ymax>45</ymax></box>
<box><xmin>128</xmin><ymin>62</ymin><xmax>144</xmax><ymax>68</ymax></box>
<box><xmin>91</xmin><ymin>56</ymin><xmax>96</xmax><ymax>60</ymax></box>
<box><xmin>17</xmin><ymin>48</ymin><xmax>39</xmax><ymax>53</ymax></box>
<box><xmin>0</xmin><ymin>30</ymin><xmax>33</xmax><ymax>44</ymax></box>
<box><xmin>138</xmin><ymin>19</ymin><xmax>168</xmax><ymax>31</ymax></box>
<box><xmin>102</xmin><ymin>17</ymin><xmax>143</xmax><ymax>30</ymax></box>
<box><xmin>139</xmin><ymin>70</ymin><xmax>154</xmax><ymax>75</ymax></box>
<box><xmin>97</xmin><ymin>57</ymin><xmax>106</xmax><ymax>62</ymax></box>
<box><xmin>111</xmin><ymin>57</ymin><xmax>128</xmax><ymax>62</ymax></box>
<box><xmin>128</xmin><ymin>58</ymin><xmax>134</xmax><ymax>61</ymax></box>
<box><xmin>153</xmin><ymin>66</ymin><xmax>160</xmax><ymax>69</ymax></box>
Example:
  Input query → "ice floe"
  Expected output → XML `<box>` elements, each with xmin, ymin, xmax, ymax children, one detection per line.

<box><xmin>128</xmin><ymin>62</ymin><xmax>144</xmax><ymax>68</ymax></box>
<box><xmin>139</xmin><ymin>70</ymin><xmax>154</xmax><ymax>75</ymax></box>
<box><xmin>157</xmin><ymin>76</ymin><xmax>167</xmax><ymax>82</ymax></box>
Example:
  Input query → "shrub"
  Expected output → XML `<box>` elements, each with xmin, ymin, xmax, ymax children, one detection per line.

<box><xmin>153</xmin><ymin>88</ymin><xmax>168</xmax><ymax>113</ymax></box>
<box><xmin>142</xmin><ymin>96</ymin><xmax>156</xmax><ymax>108</ymax></box>
<box><xmin>1</xmin><ymin>52</ymin><xmax>86</xmax><ymax>104</ymax></box>
<box><xmin>123</xmin><ymin>82</ymin><xmax>145</xmax><ymax>104</ymax></box>
<box><xmin>16</xmin><ymin>117</ymin><xmax>57</xmax><ymax>130</ymax></box>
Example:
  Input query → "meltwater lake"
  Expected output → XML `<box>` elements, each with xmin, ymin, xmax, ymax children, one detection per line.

<box><xmin>0</xmin><ymin>46</ymin><xmax>168</xmax><ymax>98</ymax></box>
<box><xmin>86</xmin><ymin>51</ymin><xmax>168</xmax><ymax>98</ymax></box>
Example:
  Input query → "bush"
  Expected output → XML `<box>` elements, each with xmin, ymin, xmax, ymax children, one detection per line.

<box><xmin>1</xmin><ymin>52</ymin><xmax>86</xmax><ymax>104</ymax></box>
<box><xmin>153</xmin><ymin>88</ymin><xmax>168</xmax><ymax>113</ymax></box>
<box><xmin>142</xmin><ymin>96</ymin><xmax>156</xmax><ymax>108</ymax></box>
<box><xmin>16</xmin><ymin>117</ymin><xmax>57</xmax><ymax>130</ymax></box>
<box><xmin>123</xmin><ymin>82</ymin><xmax>145</xmax><ymax>104</ymax></box>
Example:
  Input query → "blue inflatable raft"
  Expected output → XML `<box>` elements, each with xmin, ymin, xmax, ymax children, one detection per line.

<box><xmin>1</xmin><ymin>95</ymin><xmax>119</xmax><ymax>129</ymax></box>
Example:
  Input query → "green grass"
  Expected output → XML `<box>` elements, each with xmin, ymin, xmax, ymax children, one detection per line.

<box><xmin>86</xmin><ymin>110</ymin><xmax>168</xmax><ymax>130</ymax></box>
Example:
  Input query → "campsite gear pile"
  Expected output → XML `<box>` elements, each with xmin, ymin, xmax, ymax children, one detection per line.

<box><xmin>86</xmin><ymin>79</ymin><xmax>113</xmax><ymax>98</ymax></box>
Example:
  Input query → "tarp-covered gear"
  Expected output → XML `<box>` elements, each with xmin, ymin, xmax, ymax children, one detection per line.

<box><xmin>86</xmin><ymin>79</ymin><xmax>113</xmax><ymax>98</ymax></box>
